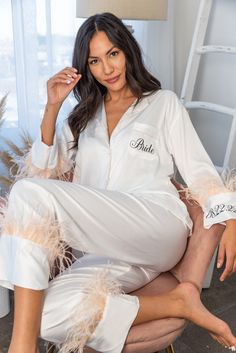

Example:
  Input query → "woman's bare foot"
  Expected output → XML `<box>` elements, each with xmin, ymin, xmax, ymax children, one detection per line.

<box><xmin>171</xmin><ymin>282</ymin><xmax>236</xmax><ymax>350</ymax></box>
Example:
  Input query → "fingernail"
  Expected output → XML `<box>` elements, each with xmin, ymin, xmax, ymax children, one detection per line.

<box><xmin>217</xmin><ymin>262</ymin><xmax>221</xmax><ymax>268</ymax></box>
<box><xmin>66</xmin><ymin>80</ymin><xmax>72</xmax><ymax>84</ymax></box>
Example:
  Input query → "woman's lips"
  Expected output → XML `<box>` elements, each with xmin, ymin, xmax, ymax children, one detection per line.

<box><xmin>105</xmin><ymin>75</ymin><xmax>120</xmax><ymax>84</ymax></box>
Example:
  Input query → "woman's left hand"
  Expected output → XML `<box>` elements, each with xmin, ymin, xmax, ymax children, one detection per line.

<box><xmin>217</xmin><ymin>219</ymin><xmax>236</xmax><ymax>281</ymax></box>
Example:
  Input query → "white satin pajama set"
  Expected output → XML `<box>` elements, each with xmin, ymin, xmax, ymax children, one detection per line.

<box><xmin>1</xmin><ymin>90</ymin><xmax>236</xmax><ymax>353</ymax></box>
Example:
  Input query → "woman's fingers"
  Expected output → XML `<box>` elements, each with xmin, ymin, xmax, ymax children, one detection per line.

<box><xmin>46</xmin><ymin>67</ymin><xmax>82</xmax><ymax>105</ymax></box>
<box><xmin>66</xmin><ymin>74</ymin><xmax>82</xmax><ymax>86</ymax></box>
<box><xmin>49</xmin><ymin>69</ymin><xmax>80</xmax><ymax>82</ymax></box>
<box><xmin>64</xmin><ymin>73</ymin><xmax>82</xmax><ymax>84</ymax></box>
<box><xmin>217</xmin><ymin>241</ymin><xmax>225</xmax><ymax>269</ymax></box>
<box><xmin>217</xmin><ymin>225</ymin><xmax>236</xmax><ymax>281</ymax></box>
<box><xmin>57</xmin><ymin>67</ymin><xmax>78</xmax><ymax>79</ymax></box>
<box><xmin>49</xmin><ymin>73</ymin><xmax>81</xmax><ymax>85</ymax></box>
<box><xmin>233</xmin><ymin>260</ymin><xmax>236</xmax><ymax>274</ymax></box>
<box><xmin>220</xmin><ymin>254</ymin><xmax>234</xmax><ymax>281</ymax></box>
<box><xmin>219</xmin><ymin>244</ymin><xmax>236</xmax><ymax>281</ymax></box>
<box><xmin>48</xmin><ymin>67</ymin><xmax>79</xmax><ymax>83</ymax></box>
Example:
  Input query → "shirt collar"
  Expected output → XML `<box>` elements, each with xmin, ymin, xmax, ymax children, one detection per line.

<box><xmin>95</xmin><ymin>90</ymin><xmax>161</xmax><ymax>138</ymax></box>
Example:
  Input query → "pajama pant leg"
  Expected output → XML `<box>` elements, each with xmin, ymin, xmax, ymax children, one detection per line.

<box><xmin>0</xmin><ymin>178</ymin><xmax>188</xmax><ymax>353</ymax></box>
<box><xmin>40</xmin><ymin>254</ymin><xmax>158</xmax><ymax>353</ymax></box>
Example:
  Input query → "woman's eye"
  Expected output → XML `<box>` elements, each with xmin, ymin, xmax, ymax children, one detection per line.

<box><xmin>110</xmin><ymin>50</ymin><xmax>119</xmax><ymax>57</ymax></box>
<box><xmin>89</xmin><ymin>59</ymin><xmax>98</xmax><ymax>65</ymax></box>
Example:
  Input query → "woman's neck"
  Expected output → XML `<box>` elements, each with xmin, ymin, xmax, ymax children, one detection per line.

<box><xmin>105</xmin><ymin>86</ymin><xmax>135</xmax><ymax>103</ymax></box>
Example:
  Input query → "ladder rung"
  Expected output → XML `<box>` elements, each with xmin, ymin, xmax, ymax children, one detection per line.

<box><xmin>197</xmin><ymin>45</ymin><xmax>236</xmax><ymax>54</ymax></box>
<box><xmin>185</xmin><ymin>101</ymin><xmax>235</xmax><ymax>116</ymax></box>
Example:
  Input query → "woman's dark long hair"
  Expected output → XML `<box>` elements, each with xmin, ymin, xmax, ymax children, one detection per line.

<box><xmin>68</xmin><ymin>12</ymin><xmax>161</xmax><ymax>148</ymax></box>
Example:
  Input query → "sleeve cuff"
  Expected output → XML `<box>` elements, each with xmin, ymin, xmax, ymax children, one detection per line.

<box><xmin>204</xmin><ymin>192</ymin><xmax>236</xmax><ymax>229</ymax></box>
<box><xmin>31</xmin><ymin>130</ymin><xmax>58</xmax><ymax>169</ymax></box>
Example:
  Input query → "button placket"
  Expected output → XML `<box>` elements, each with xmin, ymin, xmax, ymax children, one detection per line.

<box><xmin>106</xmin><ymin>138</ymin><xmax>113</xmax><ymax>188</ymax></box>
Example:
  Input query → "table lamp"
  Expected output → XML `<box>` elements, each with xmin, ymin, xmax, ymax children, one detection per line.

<box><xmin>76</xmin><ymin>0</ymin><xmax>168</xmax><ymax>21</ymax></box>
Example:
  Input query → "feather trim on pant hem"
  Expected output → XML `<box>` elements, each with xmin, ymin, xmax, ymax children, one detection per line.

<box><xmin>0</xmin><ymin>195</ymin><xmax>75</xmax><ymax>276</ymax></box>
<box><xmin>57</xmin><ymin>270</ymin><xmax>123</xmax><ymax>353</ymax></box>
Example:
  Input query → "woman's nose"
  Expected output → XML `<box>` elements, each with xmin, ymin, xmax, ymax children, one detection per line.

<box><xmin>103</xmin><ymin>61</ymin><xmax>114</xmax><ymax>75</ymax></box>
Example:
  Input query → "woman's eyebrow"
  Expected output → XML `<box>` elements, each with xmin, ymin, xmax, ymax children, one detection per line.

<box><xmin>88</xmin><ymin>45</ymin><xmax>116</xmax><ymax>59</ymax></box>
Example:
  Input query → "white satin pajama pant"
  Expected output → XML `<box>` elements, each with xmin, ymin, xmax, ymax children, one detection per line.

<box><xmin>0</xmin><ymin>178</ymin><xmax>188</xmax><ymax>353</ymax></box>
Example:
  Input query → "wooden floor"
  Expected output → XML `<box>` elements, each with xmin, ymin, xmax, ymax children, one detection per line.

<box><xmin>1</xmin><ymin>266</ymin><xmax>236</xmax><ymax>353</ymax></box>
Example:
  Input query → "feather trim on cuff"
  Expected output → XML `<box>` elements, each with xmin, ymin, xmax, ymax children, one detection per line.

<box><xmin>179</xmin><ymin>169</ymin><xmax>236</xmax><ymax>207</ymax></box>
<box><xmin>11</xmin><ymin>150</ymin><xmax>75</xmax><ymax>182</ymax></box>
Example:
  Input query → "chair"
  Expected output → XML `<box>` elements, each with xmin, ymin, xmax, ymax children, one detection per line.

<box><xmin>48</xmin><ymin>183</ymin><xmax>224</xmax><ymax>353</ymax></box>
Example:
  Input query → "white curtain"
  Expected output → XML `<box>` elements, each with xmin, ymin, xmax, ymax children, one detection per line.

<box><xmin>0</xmin><ymin>0</ymin><xmax>79</xmax><ymax>141</ymax></box>
<box><xmin>0</xmin><ymin>0</ymin><xmax>173</xmax><ymax>142</ymax></box>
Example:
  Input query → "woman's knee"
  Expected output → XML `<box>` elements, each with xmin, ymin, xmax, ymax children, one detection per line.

<box><xmin>9</xmin><ymin>178</ymin><xmax>49</xmax><ymax>203</ymax></box>
<box><xmin>7</xmin><ymin>178</ymin><xmax>54</xmax><ymax>221</ymax></box>
<box><xmin>3</xmin><ymin>178</ymin><xmax>62</xmax><ymax>254</ymax></box>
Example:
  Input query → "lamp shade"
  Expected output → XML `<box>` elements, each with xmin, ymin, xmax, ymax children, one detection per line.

<box><xmin>76</xmin><ymin>0</ymin><xmax>168</xmax><ymax>20</ymax></box>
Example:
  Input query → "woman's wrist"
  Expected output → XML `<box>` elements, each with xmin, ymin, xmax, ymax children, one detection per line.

<box><xmin>42</xmin><ymin>103</ymin><xmax>61</xmax><ymax>125</ymax></box>
<box><xmin>45</xmin><ymin>101</ymin><xmax>62</xmax><ymax>114</ymax></box>
<box><xmin>40</xmin><ymin>103</ymin><xmax>61</xmax><ymax>146</ymax></box>
<box><xmin>225</xmin><ymin>219</ymin><xmax>236</xmax><ymax>228</ymax></box>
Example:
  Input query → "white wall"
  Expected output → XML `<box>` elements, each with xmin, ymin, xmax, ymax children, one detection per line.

<box><xmin>125</xmin><ymin>0</ymin><xmax>174</xmax><ymax>91</ymax></box>
<box><xmin>174</xmin><ymin>0</ymin><xmax>236</xmax><ymax>169</ymax></box>
<box><xmin>173</xmin><ymin>0</ymin><xmax>200</xmax><ymax>95</ymax></box>
<box><xmin>143</xmin><ymin>20</ymin><xmax>174</xmax><ymax>89</ymax></box>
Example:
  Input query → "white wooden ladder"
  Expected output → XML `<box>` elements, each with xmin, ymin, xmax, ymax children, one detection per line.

<box><xmin>180</xmin><ymin>0</ymin><xmax>236</xmax><ymax>172</ymax></box>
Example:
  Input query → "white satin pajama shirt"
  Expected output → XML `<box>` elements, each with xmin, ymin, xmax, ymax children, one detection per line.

<box><xmin>0</xmin><ymin>89</ymin><xmax>236</xmax><ymax>353</ymax></box>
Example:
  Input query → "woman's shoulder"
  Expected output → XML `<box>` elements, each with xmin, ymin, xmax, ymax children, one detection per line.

<box><xmin>146</xmin><ymin>90</ymin><xmax>184</xmax><ymax>114</ymax></box>
<box><xmin>145</xmin><ymin>89</ymin><xmax>180</xmax><ymax>104</ymax></box>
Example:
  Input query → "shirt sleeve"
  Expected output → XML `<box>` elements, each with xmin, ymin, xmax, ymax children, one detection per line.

<box><xmin>165</xmin><ymin>91</ymin><xmax>236</xmax><ymax>229</ymax></box>
<box><xmin>14</xmin><ymin>119</ymin><xmax>77</xmax><ymax>180</ymax></box>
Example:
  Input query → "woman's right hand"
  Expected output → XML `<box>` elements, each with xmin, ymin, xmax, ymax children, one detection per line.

<box><xmin>46</xmin><ymin>67</ymin><xmax>82</xmax><ymax>106</ymax></box>
<box><xmin>41</xmin><ymin>67</ymin><xmax>81</xmax><ymax>146</ymax></box>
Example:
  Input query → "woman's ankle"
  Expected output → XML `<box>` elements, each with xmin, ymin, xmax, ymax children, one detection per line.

<box><xmin>8</xmin><ymin>341</ymin><xmax>38</xmax><ymax>353</ymax></box>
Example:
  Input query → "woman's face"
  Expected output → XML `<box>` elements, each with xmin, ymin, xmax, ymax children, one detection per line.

<box><xmin>88</xmin><ymin>31</ymin><xmax>127</xmax><ymax>94</ymax></box>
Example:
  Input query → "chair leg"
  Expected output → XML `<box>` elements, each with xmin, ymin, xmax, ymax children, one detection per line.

<box><xmin>46</xmin><ymin>343</ymin><xmax>57</xmax><ymax>353</ymax></box>
<box><xmin>165</xmin><ymin>344</ymin><xmax>175</xmax><ymax>353</ymax></box>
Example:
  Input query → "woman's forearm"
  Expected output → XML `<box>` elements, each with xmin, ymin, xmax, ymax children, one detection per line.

<box><xmin>40</xmin><ymin>103</ymin><xmax>62</xmax><ymax>146</ymax></box>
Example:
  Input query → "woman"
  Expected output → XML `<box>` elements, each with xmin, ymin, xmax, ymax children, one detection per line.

<box><xmin>0</xmin><ymin>12</ymin><xmax>236</xmax><ymax>353</ymax></box>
